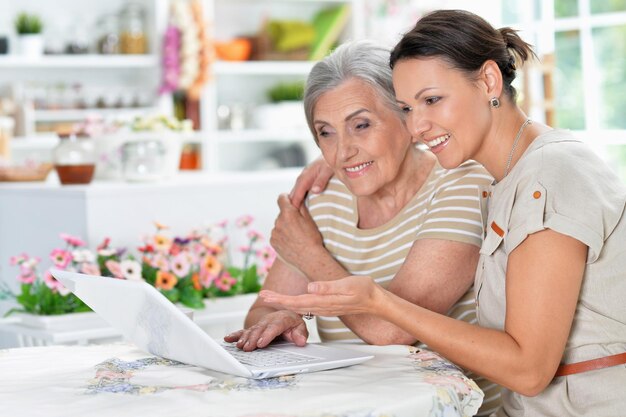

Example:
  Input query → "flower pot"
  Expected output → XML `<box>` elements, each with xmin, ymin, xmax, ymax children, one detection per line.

<box><xmin>252</xmin><ymin>101</ymin><xmax>307</xmax><ymax>130</ymax></box>
<box><xmin>2</xmin><ymin>294</ymin><xmax>257</xmax><ymax>346</ymax></box>
<box><xmin>12</xmin><ymin>311</ymin><xmax>109</xmax><ymax>331</ymax></box>
<box><xmin>18</xmin><ymin>34</ymin><xmax>44</xmax><ymax>57</ymax></box>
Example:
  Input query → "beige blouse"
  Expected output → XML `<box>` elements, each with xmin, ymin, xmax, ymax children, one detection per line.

<box><xmin>476</xmin><ymin>130</ymin><xmax>626</xmax><ymax>416</ymax></box>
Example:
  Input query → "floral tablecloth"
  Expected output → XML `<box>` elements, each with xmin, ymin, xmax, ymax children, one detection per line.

<box><xmin>0</xmin><ymin>343</ymin><xmax>482</xmax><ymax>417</ymax></box>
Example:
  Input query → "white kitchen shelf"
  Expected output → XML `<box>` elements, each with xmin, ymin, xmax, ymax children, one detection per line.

<box><xmin>33</xmin><ymin>107</ymin><xmax>160</xmax><ymax>122</ymax></box>
<box><xmin>215</xmin><ymin>128</ymin><xmax>310</xmax><ymax>143</ymax></box>
<box><xmin>0</xmin><ymin>55</ymin><xmax>159</xmax><ymax>69</ymax></box>
<box><xmin>213</xmin><ymin>60</ymin><xmax>316</xmax><ymax>75</ymax></box>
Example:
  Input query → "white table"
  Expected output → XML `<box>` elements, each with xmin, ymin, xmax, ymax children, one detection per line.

<box><xmin>0</xmin><ymin>343</ymin><xmax>482</xmax><ymax>417</ymax></box>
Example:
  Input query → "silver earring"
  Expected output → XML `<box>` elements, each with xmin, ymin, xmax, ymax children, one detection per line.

<box><xmin>490</xmin><ymin>97</ymin><xmax>500</xmax><ymax>108</ymax></box>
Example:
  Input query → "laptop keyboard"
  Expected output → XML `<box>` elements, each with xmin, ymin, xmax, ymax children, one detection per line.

<box><xmin>223</xmin><ymin>343</ymin><xmax>319</xmax><ymax>367</ymax></box>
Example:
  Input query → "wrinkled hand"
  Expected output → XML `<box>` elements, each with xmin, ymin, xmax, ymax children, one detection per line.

<box><xmin>289</xmin><ymin>156</ymin><xmax>334</xmax><ymax>208</ymax></box>
<box><xmin>271</xmin><ymin>194</ymin><xmax>324</xmax><ymax>270</ymax></box>
<box><xmin>260</xmin><ymin>276</ymin><xmax>382</xmax><ymax>317</ymax></box>
<box><xmin>223</xmin><ymin>310</ymin><xmax>309</xmax><ymax>352</ymax></box>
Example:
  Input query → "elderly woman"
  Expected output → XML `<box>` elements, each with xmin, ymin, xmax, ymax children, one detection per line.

<box><xmin>225</xmin><ymin>40</ymin><xmax>496</xmax><ymax>412</ymax></box>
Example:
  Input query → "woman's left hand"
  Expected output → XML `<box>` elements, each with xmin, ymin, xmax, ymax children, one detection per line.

<box><xmin>271</xmin><ymin>193</ymin><xmax>324</xmax><ymax>269</ymax></box>
<box><xmin>260</xmin><ymin>275</ymin><xmax>382</xmax><ymax>317</ymax></box>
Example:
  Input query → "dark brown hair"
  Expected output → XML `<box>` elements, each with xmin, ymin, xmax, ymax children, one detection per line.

<box><xmin>390</xmin><ymin>9</ymin><xmax>536</xmax><ymax>100</ymax></box>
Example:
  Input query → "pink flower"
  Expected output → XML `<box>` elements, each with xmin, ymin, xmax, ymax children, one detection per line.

<box><xmin>215</xmin><ymin>219</ymin><xmax>228</xmax><ymax>228</ymax></box>
<box><xmin>97</xmin><ymin>237</ymin><xmax>111</xmax><ymax>251</ymax></box>
<box><xmin>50</xmin><ymin>249</ymin><xmax>72</xmax><ymax>269</ymax></box>
<box><xmin>105</xmin><ymin>260</ymin><xmax>123</xmax><ymax>278</ymax></box>
<box><xmin>60</xmin><ymin>233</ymin><xmax>86</xmax><ymax>247</ymax></box>
<box><xmin>80</xmin><ymin>263</ymin><xmax>101</xmax><ymax>276</ymax></box>
<box><xmin>236</xmin><ymin>215</ymin><xmax>254</xmax><ymax>228</ymax></box>
<box><xmin>72</xmin><ymin>249</ymin><xmax>95</xmax><ymax>263</ymax></box>
<box><xmin>257</xmin><ymin>245</ymin><xmax>276</xmax><ymax>263</ymax></box>
<box><xmin>150</xmin><ymin>253</ymin><xmax>170</xmax><ymax>271</ymax></box>
<box><xmin>214</xmin><ymin>271</ymin><xmax>237</xmax><ymax>292</ymax></box>
<box><xmin>18</xmin><ymin>270</ymin><xmax>36</xmax><ymax>284</ymax></box>
<box><xmin>9</xmin><ymin>253</ymin><xmax>28</xmax><ymax>266</ymax></box>
<box><xmin>43</xmin><ymin>271</ymin><xmax>63</xmax><ymax>291</ymax></box>
<box><xmin>171</xmin><ymin>253</ymin><xmax>191</xmax><ymax>278</ymax></box>
<box><xmin>239</xmin><ymin>245</ymin><xmax>250</xmax><ymax>253</ymax></box>
<box><xmin>247</xmin><ymin>229</ymin><xmax>264</xmax><ymax>241</ymax></box>
<box><xmin>200</xmin><ymin>272</ymin><xmax>217</xmax><ymax>288</ymax></box>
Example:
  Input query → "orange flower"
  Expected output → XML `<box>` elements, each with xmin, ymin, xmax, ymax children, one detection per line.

<box><xmin>191</xmin><ymin>272</ymin><xmax>202</xmax><ymax>291</ymax></box>
<box><xmin>201</xmin><ymin>237</ymin><xmax>223</xmax><ymax>255</ymax></box>
<box><xmin>153</xmin><ymin>234</ymin><xmax>172</xmax><ymax>252</ymax></box>
<box><xmin>155</xmin><ymin>270</ymin><xmax>178</xmax><ymax>290</ymax></box>
<box><xmin>154</xmin><ymin>221</ymin><xmax>169</xmax><ymax>231</ymax></box>
<box><xmin>202</xmin><ymin>254</ymin><xmax>222</xmax><ymax>276</ymax></box>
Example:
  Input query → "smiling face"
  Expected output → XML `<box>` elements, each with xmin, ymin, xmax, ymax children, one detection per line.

<box><xmin>392</xmin><ymin>57</ymin><xmax>493</xmax><ymax>169</ymax></box>
<box><xmin>313</xmin><ymin>78</ymin><xmax>415</xmax><ymax>197</ymax></box>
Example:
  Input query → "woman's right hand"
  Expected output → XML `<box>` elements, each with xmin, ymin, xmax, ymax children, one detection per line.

<box><xmin>261</xmin><ymin>276</ymin><xmax>383</xmax><ymax>317</ymax></box>
<box><xmin>289</xmin><ymin>156</ymin><xmax>334</xmax><ymax>208</ymax></box>
<box><xmin>223</xmin><ymin>310</ymin><xmax>309</xmax><ymax>352</ymax></box>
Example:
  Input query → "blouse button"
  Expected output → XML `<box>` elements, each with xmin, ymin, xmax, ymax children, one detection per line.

<box><xmin>533</xmin><ymin>191</ymin><xmax>542</xmax><ymax>199</ymax></box>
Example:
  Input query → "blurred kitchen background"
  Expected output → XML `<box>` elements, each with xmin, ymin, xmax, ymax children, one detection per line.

<box><xmin>0</xmin><ymin>0</ymin><xmax>624</xmax><ymax>180</ymax></box>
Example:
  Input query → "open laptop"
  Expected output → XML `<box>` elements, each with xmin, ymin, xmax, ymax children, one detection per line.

<box><xmin>51</xmin><ymin>269</ymin><xmax>373</xmax><ymax>379</ymax></box>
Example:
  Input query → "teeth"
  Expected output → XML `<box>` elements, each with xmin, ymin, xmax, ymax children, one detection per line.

<box><xmin>345</xmin><ymin>161</ymin><xmax>373</xmax><ymax>172</ymax></box>
<box><xmin>425</xmin><ymin>134</ymin><xmax>450</xmax><ymax>148</ymax></box>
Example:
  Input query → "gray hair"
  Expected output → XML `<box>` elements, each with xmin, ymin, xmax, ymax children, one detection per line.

<box><xmin>303</xmin><ymin>40</ymin><xmax>401</xmax><ymax>140</ymax></box>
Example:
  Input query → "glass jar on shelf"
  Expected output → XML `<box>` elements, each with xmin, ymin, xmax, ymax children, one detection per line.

<box><xmin>96</xmin><ymin>13</ymin><xmax>120</xmax><ymax>54</ymax></box>
<box><xmin>119</xmin><ymin>3</ymin><xmax>147</xmax><ymax>54</ymax></box>
<box><xmin>52</xmin><ymin>132</ymin><xmax>96</xmax><ymax>185</ymax></box>
<box><xmin>121</xmin><ymin>140</ymin><xmax>166</xmax><ymax>181</ymax></box>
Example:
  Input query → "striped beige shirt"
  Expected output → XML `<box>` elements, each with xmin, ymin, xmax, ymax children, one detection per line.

<box><xmin>307</xmin><ymin>159</ymin><xmax>499</xmax><ymax>416</ymax></box>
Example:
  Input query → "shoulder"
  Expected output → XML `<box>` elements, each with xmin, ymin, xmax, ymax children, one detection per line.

<box><xmin>519</xmin><ymin>130</ymin><xmax>623</xmax><ymax>196</ymax></box>
<box><xmin>430</xmin><ymin>160</ymin><xmax>493</xmax><ymax>195</ymax></box>
<box><xmin>306</xmin><ymin>176</ymin><xmax>353</xmax><ymax>210</ymax></box>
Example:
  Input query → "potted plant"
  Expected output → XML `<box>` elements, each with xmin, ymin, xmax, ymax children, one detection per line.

<box><xmin>0</xmin><ymin>217</ymin><xmax>274</xmax><ymax>345</ymax></box>
<box><xmin>14</xmin><ymin>12</ymin><xmax>44</xmax><ymax>57</ymax></box>
<box><xmin>252</xmin><ymin>81</ymin><xmax>307</xmax><ymax>130</ymax></box>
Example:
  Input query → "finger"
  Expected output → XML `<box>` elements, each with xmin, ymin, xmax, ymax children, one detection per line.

<box><xmin>311</xmin><ymin>161</ymin><xmax>334</xmax><ymax>194</ymax></box>
<box><xmin>223</xmin><ymin>329</ymin><xmax>244</xmax><ymax>342</ymax></box>
<box><xmin>256</xmin><ymin>321</ymin><xmax>291</xmax><ymax>349</ymax></box>
<box><xmin>277</xmin><ymin>193</ymin><xmax>294</xmax><ymax>212</ymax></box>
<box><xmin>289</xmin><ymin>173</ymin><xmax>314</xmax><ymax>208</ymax></box>
<box><xmin>307</xmin><ymin>280</ymin><xmax>341</xmax><ymax>295</ymax></box>
<box><xmin>261</xmin><ymin>290</ymin><xmax>330</xmax><ymax>312</ymax></box>
<box><xmin>284</xmin><ymin>324</ymin><xmax>309</xmax><ymax>347</ymax></box>
<box><xmin>299</xmin><ymin>202</ymin><xmax>314</xmax><ymax>221</ymax></box>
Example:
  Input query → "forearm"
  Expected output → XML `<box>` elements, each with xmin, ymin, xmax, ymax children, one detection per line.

<box><xmin>302</xmin><ymin>247</ymin><xmax>418</xmax><ymax>345</ymax></box>
<box><xmin>378</xmin><ymin>290</ymin><xmax>555</xmax><ymax>395</ymax></box>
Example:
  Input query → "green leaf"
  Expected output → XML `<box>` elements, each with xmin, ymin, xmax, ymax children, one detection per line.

<box><xmin>142</xmin><ymin>264</ymin><xmax>158</xmax><ymax>285</ymax></box>
<box><xmin>227</xmin><ymin>266</ymin><xmax>242</xmax><ymax>278</ymax></box>
<box><xmin>242</xmin><ymin>265</ymin><xmax>261</xmax><ymax>293</ymax></box>
<box><xmin>180</xmin><ymin>286</ymin><xmax>205</xmax><ymax>309</ymax></box>
<box><xmin>160</xmin><ymin>288</ymin><xmax>180</xmax><ymax>303</ymax></box>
